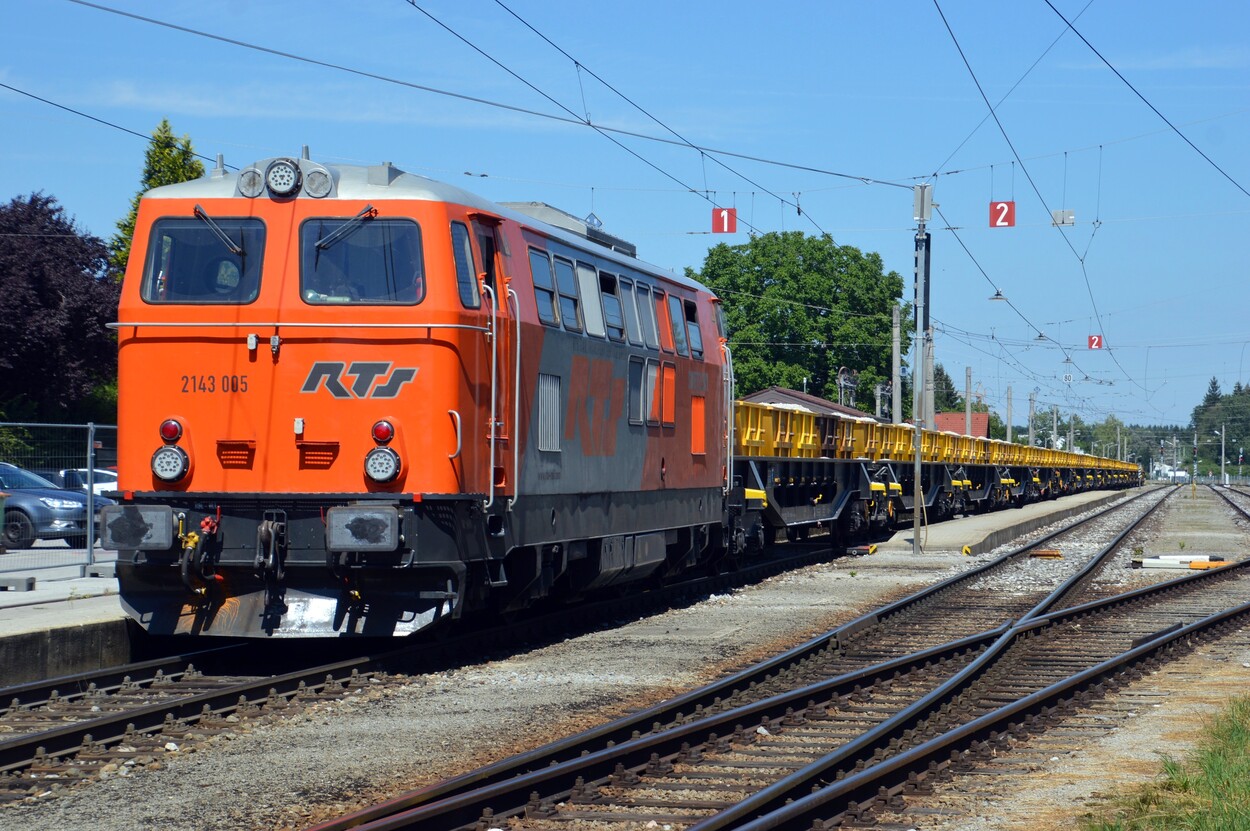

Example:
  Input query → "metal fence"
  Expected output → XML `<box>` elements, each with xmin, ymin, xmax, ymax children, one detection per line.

<box><xmin>0</xmin><ymin>421</ymin><xmax>117</xmax><ymax>574</ymax></box>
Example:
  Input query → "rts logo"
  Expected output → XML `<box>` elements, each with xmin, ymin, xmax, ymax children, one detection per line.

<box><xmin>300</xmin><ymin>362</ymin><xmax>418</xmax><ymax>399</ymax></box>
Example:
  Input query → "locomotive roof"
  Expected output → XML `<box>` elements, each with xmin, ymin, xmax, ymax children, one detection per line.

<box><xmin>145</xmin><ymin>154</ymin><xmax>712</xmax><ymax>295</ymax></box>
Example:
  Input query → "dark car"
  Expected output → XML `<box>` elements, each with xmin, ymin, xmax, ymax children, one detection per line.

<box><xmin>0</xmin><ymin>462</ymin><xmax>113</xmax><ymax>549</ymax></box>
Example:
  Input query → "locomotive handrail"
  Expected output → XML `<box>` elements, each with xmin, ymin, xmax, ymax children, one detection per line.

<box><xmin>107</xmin><ymin>321</ymin><xmax>491</xmax><ymax>332</ymax></box>
<box><xmin>448</xmin><ymin>410</ymin><xmax>462</xmax><ymax>460</ymax></box>
<box><xmin>723</xmin><ymin>343</ymin><xmax>734</xmax><ymax>495</ymax></box>
<box><xmin>482</xmin><ymin>282</ymin><xmax>499</xmax><ymax>511</ymax></box>
<box><xmin>508</xmin><ymin>287</ymin><xmax>520</xmax><ymax>511</ymax></box>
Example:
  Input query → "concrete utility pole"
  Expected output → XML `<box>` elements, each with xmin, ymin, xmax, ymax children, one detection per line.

<box><xmin>924</xmin><ymin>329</ymin><xmax>935</xmax><ymax>426</ymax></box>
<box><xmin>1006</xmin><ymin>386</ymin><xmax>1013</xmax><ymax>443</ymax></box>
<box><xmin>912</xmin><ymin>183</ymin><xmax>932</xmax><ymax>556</ymax></box>
<box><xmin>1052</xmin><ymin>406</ymin><xmax>1059</xmax><ymax>450</ymax></box>
<box><xmin>965</xmin><ymin>366</ymin><xmax>972</xmax><ymax>435</ymax></box>
<box><xmin>1028</xmin><ymin>391</ymin><xmax>1036</xmax><ymax>447</ymax></box>
<box><xmin>892</xmin><ymin>307</ymin><xmax>901</xmax><ymax>424</ymax></box>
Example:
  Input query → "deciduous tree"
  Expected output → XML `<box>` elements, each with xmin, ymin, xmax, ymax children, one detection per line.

<box><xmin>0</xmin><ymin>193</ymin><xmax>120</xmax><ymax>420</ymax></box>
<box><xmin>688</xmin><ymin>231</ymin><xmax>906</xmax><ymax>406</ymax></box>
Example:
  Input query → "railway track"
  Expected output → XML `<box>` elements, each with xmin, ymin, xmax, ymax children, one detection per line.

<box><xmin>0</xmin><ymin>534</ymin><xmax>842</xmax><ymax>800</ymax></box>
<box><xmin>313</xmin><ymin>488</ymin><xmax>1250</xmax><ymax>830</ymax></box>
<box><xmin>302</xmin><ymin>487</ymin><xmax>1182</xmax><ymax>830</ymax></box>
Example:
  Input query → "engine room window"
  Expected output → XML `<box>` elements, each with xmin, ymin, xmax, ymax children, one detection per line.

<box><xmin>684</xmin><ymin>299</ymin><xmax>704</xmax><ymax>359</ymax></box>
<box><xmin>618</xmin><ymin>278</ymin><xmax>643</xmax><ymax>345</ymax></box>
<box><xmin>576</xmin><ymin>262</ymin><xmax>605</xmax><ymax>338</ymax></box>
<box><xmin>528</xmin><ymin>248</ymin><xmax>558</xmax><ymax>325</ymax></box>
<box><xmin>654</xmin><ymin>289</ymin><xmax>675</xmax><ymax>353</ymax></box>
<box><xmin>667</xmin><ymin>294</ymin><xmax>689</xmax><ymax>357</ymax></box>
<box><xmin>141</xmin><ymin>217</ymin><xmax>265</xmax><ymax>304</ymax></box>
<box><xmin>599</xmin><ymin>272</ymin><xmax>626</xmax><ymax>342</ymax></box>
<box><xmin>553</xmin><ymin>256</ymin><xmax>582</xmax><ymax>333</ymax></box>
<box><xmin>451</xmin><ymin>222</ymin><xmax>481</xmax><ymax>309</ymax></box>
<box><xmin>635</xmin><ymin>282</ymin><xmax>659</xmax><ymax>349</ymax></box>
<box><xmin>300</xmin><ymin>218</ymin><xmax>424</xmax><ymax>304</ymax></box>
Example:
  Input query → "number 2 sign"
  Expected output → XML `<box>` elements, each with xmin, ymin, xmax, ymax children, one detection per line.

<box><xmin>1088</xmin><ymin>334</ymin><xmax>1104</xmax><ymax>349</ymax></box>
<box><xmin>990</xmin><ymin>201</ymin><xmax>1016</xmax><ymax>228</ymax></box>
<box><xmin>713</xmin><ymin>208</ymin><xmax>737</xmax><ymax>233</ymax></box>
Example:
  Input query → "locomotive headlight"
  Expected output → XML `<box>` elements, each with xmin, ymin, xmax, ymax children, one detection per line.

<box><xmin>305</xmin><ymin>167</ymin><xmax>333</xmax><ymax>198</ymax></box>
<box><xmin>364</xmin><ymin>446</ymin><xmax>401</xmax><ymax>482</ymax></box>
<box><xmin>238</xmin><ymin>168</ymin><xmax>265</xmax><ymax>198</ymax></box>
<box><xmin>264</xmin><ymin>159</ymin><xmax>301</xmax><ymax>196</ymax></box>
<box><xmin>151</xmin><ymin>445</ymin><xmax>190</xmax><ymax>482</ymax></box>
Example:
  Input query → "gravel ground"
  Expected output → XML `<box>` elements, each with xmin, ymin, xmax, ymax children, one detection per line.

<box><xmin>9</xmin><ymin>485</ymin><xmax>1244</xmax><ymax>831</ymax></box>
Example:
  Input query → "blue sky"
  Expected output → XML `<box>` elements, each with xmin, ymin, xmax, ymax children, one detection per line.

<box><xmin>3</xmin><ymin>1</ymin><xmax>1248</xmax><ymax>430</ymax></box>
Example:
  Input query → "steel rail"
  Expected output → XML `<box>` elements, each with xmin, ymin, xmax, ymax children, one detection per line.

<box><xmin>308</xmin><ymin>487</ymin><xmax>1163</xmax><ymax>831</ymax></box>
<box><xmin>729</xmin><ymin>589</ymin><xmax>1250</xmax><ymax>831</ymax></box>
<box><xmin>0</xmin><ymin>644</ymin><xmax>247</xmax><ymax>712</ymax></box>
<box><xmin>693</xmin><ymin>555</ymin><xmax>1250</xmax><ymax>830</ymax></box>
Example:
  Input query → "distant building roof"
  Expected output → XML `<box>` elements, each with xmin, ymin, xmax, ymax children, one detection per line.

<box><xmin>739</xmin><ymin>386</ymin><xmax>877</xmax><ymax>420</ymax></box>
<box><xmin>933</xmin><ymin>411</ymin><xmax>990</xmax><ymax>437</ymax></box>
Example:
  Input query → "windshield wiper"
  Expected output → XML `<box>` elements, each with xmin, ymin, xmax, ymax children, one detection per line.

<box><xmin>315</xmin><ymin>204</ymin><xmax>377</xmax><ymax>251</ymax></box>
<box><xmin>194</xmin><ymin>204</ymin><xmax>244</xmax><ymax>256</ymax></box>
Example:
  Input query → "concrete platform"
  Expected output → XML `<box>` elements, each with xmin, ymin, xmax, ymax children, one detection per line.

<box><xmin>0</xmin><ymin>557</ymin><xmax>132</xmax><ymax>685</ymax></box>
<box><xmin>876</xmin><ymin>488</ymin><xmax>1136</xmax><ymax>555</ymax></box>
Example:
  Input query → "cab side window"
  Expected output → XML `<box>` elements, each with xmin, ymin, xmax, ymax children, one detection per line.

<box><xmin>451</xmin><ymin>222</ymin><xmax>481</xmax><ymax>308</ymax></box>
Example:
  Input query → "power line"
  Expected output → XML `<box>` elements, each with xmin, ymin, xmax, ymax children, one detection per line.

<box><xmin>486</xmin><ymin>0</ymin><xmax>827</xmax><ymax>238</ymax></box>
<box><xmin>64</xmin><ymin>0</ymin><xmax>901</xmax><ymax>198</ymax></box>
<box><xmin>397</xmin><ymin>0</ymin><xmax>780</xmax><ymax>238</ymax></box>
<box><xmin>0</xmin><ymin>80</ymin><xmax>229</xmax><ymax>170</ymax></box>
<box><xmin>931</xmin><ymin>0</ymin><xmax>1142</xmax><ymax>395</ymax></box>
<box><xmin>1042</xmin><ymin>0</ymin><xmax>1250</xmax><ymax>200</ymax></box>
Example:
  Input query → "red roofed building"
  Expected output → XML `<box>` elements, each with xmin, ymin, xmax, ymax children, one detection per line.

<box><xmin>933</xmin><ymin>411</ymin><xmax>990</xmax><ymax>437</ymax></box>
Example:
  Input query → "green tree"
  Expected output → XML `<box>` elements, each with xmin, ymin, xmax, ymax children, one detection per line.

<box><xmin>0</xmin><ymin>193</ymin><xmax>120</xmax><ymax>420</ymax></box>
<box><xmin>110</xmin><ymin>118</ymin><xmax>205</xmax><ymax>273</ymax></box>
<box><xmin>688</xmin><ymin>231</ymin><xmax>906</xmax><ymax>405</ymax></box>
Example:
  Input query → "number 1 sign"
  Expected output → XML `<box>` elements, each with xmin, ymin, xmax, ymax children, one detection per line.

<box><xmin>713</xmin><ymin>207</ymin><xmax>737</xmax><ymax>233</ymax></box>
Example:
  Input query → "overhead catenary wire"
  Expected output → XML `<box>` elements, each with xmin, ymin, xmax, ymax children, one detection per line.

<box><xmin>487</xmin><ymin>0</ymin><xmax>830</xmax><ymax>239</ymax></box>
<box><xmin>63</xmin><ymin>0</ymin><xmax>903</xmax><ymax>202</ymax></box>
<box><xmin>1042</xmin><ymin>0</ymin><xmax>1250</xmax><ymax>201</ymax></box>
<box><xmin>931</xmin><ymin>0</ymin><xmax>1143</xmax><ymax>395</ymax></box>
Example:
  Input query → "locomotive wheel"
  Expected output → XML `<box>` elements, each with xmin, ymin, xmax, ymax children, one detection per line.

<box><xmin>3</xmin><ymin>511</ymin><xmax>35</xmax><ymax>550</ymax></box>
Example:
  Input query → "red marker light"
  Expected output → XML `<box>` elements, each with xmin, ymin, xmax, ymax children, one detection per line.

<box><xmin>159</xmin><ymin>419</ymin><xmax>183</xmax><ymax>442</ymax></box>
<box><xmin>371</xmin><ymin>420</ymin><xmax>394</xmax><ymax>443</ymax></box>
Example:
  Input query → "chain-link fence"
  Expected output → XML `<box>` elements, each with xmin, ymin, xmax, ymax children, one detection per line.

<box><xmin>0</xmin><ymin>422</ymin><xmax>118</xmax><ymax>574</ymax></box>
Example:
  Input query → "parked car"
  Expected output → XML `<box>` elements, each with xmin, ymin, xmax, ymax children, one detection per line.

<box><xmin>55</xmin><ymin>468</ymin><xmax>118</xmax><ymax>497</ymax></box>
<box><xmin>0</xmin><ymin>462</ymin><xmax>113</xmax><ymax>549</ymax></box>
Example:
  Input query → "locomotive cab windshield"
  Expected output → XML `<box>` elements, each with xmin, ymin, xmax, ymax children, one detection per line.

<box><xmin>140</xmin><ymin>215</ymin><xmax>265</xmax><ymax>304</ymax></box>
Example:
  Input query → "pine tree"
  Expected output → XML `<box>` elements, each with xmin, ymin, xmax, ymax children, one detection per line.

<box><xmin>110</xmin><ymin>119</ymin><xmax>205</xmax><ymax>273</ymax></box>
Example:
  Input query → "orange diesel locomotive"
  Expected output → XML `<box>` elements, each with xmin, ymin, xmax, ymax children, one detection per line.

<box><xmin>104</xmin><ymin>151</ymin><xmax>731</xmax><ymax>637</ymax></box>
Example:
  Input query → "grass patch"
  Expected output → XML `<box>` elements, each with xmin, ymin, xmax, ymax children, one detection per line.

<box><xmin>1080</xmin><ymin>695</ymin><xmax>1250</xmax><ymax>830</ymax></box>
